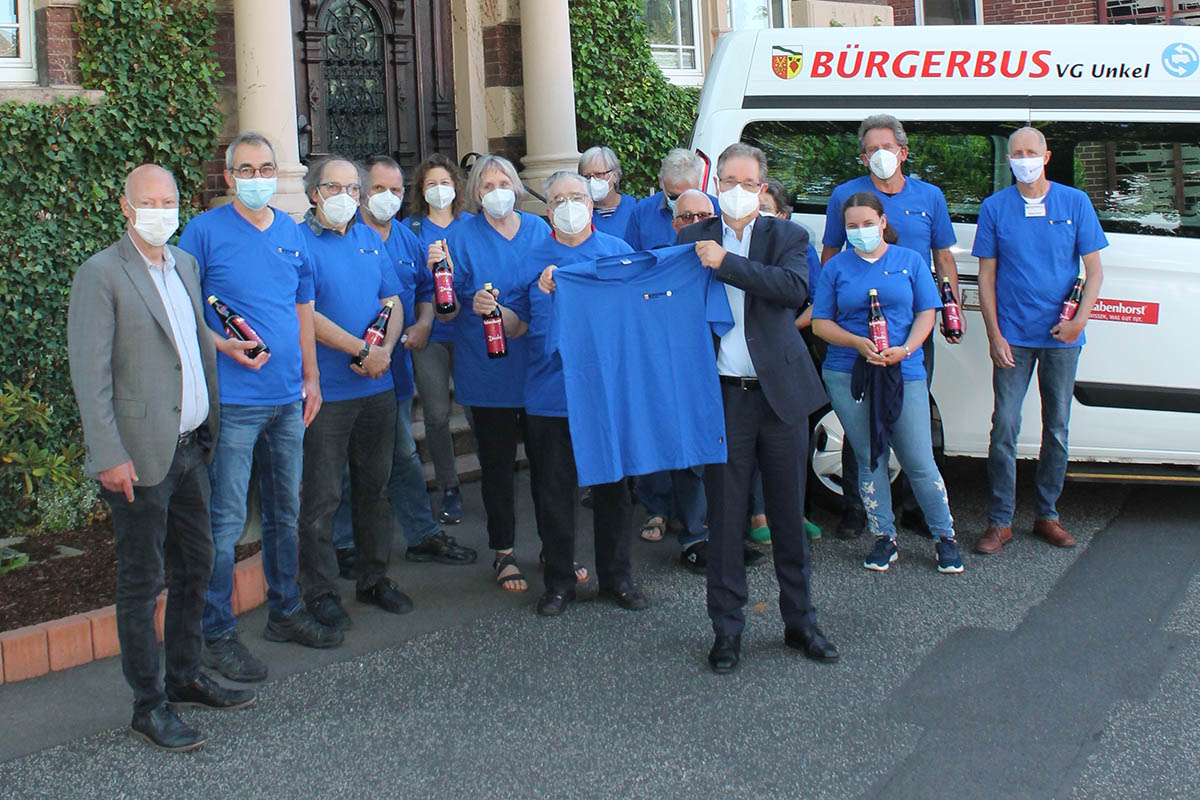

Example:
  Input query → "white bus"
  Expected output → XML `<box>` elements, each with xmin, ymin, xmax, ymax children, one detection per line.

<box><xmin>690</xmin><ymin>25</ymin><xmax>1200</xmax><ymax>500</ymax></box>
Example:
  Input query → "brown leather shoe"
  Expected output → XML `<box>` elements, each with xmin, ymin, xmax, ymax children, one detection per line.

<box><xmin>1033</xmin><ymin>518</ymin><xmax>1076</xmax><ymax>548</ymax></box>
<box><xmin>974</xmin><ymin>524</ymin><xmax>1012</xmax><ymax>554</ymax></box>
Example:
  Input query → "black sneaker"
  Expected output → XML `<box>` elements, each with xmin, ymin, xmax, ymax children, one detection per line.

<box><xmin>438</xmin><ymin>487</ymin><xmax>463</xmax><ymax>525</ymax></box>
<box><xmin>201</xmin><ymin>631</ymin><xmax>267</xmax><ymax>683</ymax></box>
<box><xmin>836</xmin><ymin>507</ymin><xmax>867</xmax><ymax>539</ymax></box>
<box><xmin>336</xmin><ymin>547</ymin><xmax>356</xmax><ymax>580</ymax></box>
<box><xmin>864</xmin><ymin>536</ymin><xmax>899</xmax><ymax>572</ymax></box>
<box><xmin>131</xmin><ymin>703</ymin><xmax>206</xmax><ymax>752</ymax></box>
<box><xmin>405</xmin><ymin>531</ymin><xmax>477</xmax><ymax>564</ymax></box>
<box><xmin>900</xmin><ymin>506</ymin><xmax>933</xmax><ymax>538</ymax></box>
<box><xmin>356</xmin><ymin>578</ymin><xmax>413</xmax><ymax>615</ymax></box>
<box><xmin>936</xmin><ymin>537</ymin><xmax>965</xmax><ymax>574</ymax></box>
<box><xmin>681</xmin><ymin>540</ymin><xmax>708</xmax><ymax>574</ymax></box>
<box><xmin>264</xmin><ymin>608</ymin><xmax>344</xmax><ymax>648</ymax></box>
<box><xmin>308</xmin><ymin>592</ymin><xmax>353</xmax><ymax>631</ymax></box>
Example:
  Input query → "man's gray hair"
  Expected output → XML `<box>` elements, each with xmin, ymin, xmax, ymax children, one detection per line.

<box><xmin>225</xmin><ymin>132</ymin><xmax>277</xmax><ymax>171</ymax></box>
<box><xmin>1008</xmin><ymin>126</ymin><xmax>1047</xmax><ymax>153</ymax></box>
<box><xmin>466</xmin><ymin>153</ymin><xmax>526</xmax><ymax>205</ymax></box>
<box><xmin>716</xmin><ymin>142</ymin><xmax>768</xmax><ymax>184</ymax></box>
<box><xmin>303</xmin><ymin>155</ymin><xmax>360</xmax><ymax>198</ymax></box>
<box><xmin>659</xmin><ymin>148</ymin><xmax>703</xmax><ymax>186</ymax></box>
<box><xmin>544</xmin><ymin>170</ymin><xmax>588</xmax><ymax>200</ymax></box>
<box><xmin>579</xmin><ymin>146</ymin><xmax>622</xmax><ymax>186</ymax></box>
<box><xmin>857</xmin><ymin>114</ymin><xmax>908</xmax><ymax>154</ymax></box>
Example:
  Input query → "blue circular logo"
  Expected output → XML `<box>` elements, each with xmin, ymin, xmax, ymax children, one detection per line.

<box><xmin>1162</xmin><ymin>42</ymin><xmax>1199</xmax><ymax>78</ymax></box>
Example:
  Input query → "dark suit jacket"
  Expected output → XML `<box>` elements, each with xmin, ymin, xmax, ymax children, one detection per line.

<box><xmin>68</xmin><ymin>233</ymin><xmax>220</xmax><ymax>486</ymax></box>
<box><xmin>677</xmin><ymin>215</ymin><xmax>827</xmax><ymax>425</ymax></box>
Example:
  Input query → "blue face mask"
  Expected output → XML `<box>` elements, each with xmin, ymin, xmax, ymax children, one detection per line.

<box><xmin>846</xmin><ymin>225</ymin><xmax>882</xmax><ymax>253</ymax></box>
<box><xmin>235</xmin><ymin>176</ymin><xmax>277</xmax><ymax>211</ymax></box>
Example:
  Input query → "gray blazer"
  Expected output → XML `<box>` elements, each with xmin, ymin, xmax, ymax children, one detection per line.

<box><xmin>68</xmin><ymin>232</ymin><xmax>220</xmax><ymax>486</ymax></box>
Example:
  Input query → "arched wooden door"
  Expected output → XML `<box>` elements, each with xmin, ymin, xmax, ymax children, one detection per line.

<box><xmin>292</xmin><ymin>0</ymin><xmax>457</xmax><ymax>174</ymax></box>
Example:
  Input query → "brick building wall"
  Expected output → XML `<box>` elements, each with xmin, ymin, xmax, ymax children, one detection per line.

<box><xmin>482</xmin><ymin>19</ymin><xmax>525</xmax><ymax>163</ymax></box>
<box><xmin>34</xmin><ymin>4</ymin><xmax>82</xmax><ymax>86</ymax></box>
<box><xmin>883</xmin><ymin>0</ymin><xmax>1098</xmax><ymax>25</ymax></box>
<box><xmin>202</xmin><ymin>10</ymin><xmax>238</xmax><ymax>207</ymax></box>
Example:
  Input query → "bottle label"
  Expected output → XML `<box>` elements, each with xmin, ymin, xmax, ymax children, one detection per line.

<box><xmin>869</xmin><ymin>318</ymin><xmax>890</xmax><ymax>352</ymax></box>
<box><xmin>943</xmin><ymin>302</ymin><xmax>963</xmax><ymax>332</ymax></box>
<box><xmin>1059</xmin><ymin>299</ymin><xmax>1079</xmax><ymax>323</ymax></box>
<box><xmin>483</xmin><ymin>315</ymin><xmax>506</xmax><ymax>355</ymax></box>
<box><xmin>364</xmin><ymin>327</ymin><xmax>385</xmax><ymax>347</ymax></box>
<box><xmin>434</xmin><ymin>271</ymin><xmax>455</xmax><ymax>306</ymax></box>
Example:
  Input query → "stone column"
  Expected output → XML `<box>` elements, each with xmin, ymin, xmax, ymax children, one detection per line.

<box><xmin>232</xmin><ymin>0</ymin><xmax>309</xmax><ymax>218</ymax></box>
<box><xmin>518</xmin><ymin>0</ymin><xmax>580</xmax><ymax>195</ymax></box>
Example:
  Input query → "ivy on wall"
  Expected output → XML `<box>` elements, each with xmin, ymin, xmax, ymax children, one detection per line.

<box><xmin>0</xmin><ymin>0</ymin><xmax>224</xmax><ymax>529</ymax></box>
<box><xmin>569</xmin><ymin>0</ymin><xmax>701</xmax><ymax>197</ymax></box>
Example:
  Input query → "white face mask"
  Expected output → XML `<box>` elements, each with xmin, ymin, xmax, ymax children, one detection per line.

<box><xmin>320</xmin><ymin>190</ymin><xmax>358</xmax><ymax>226</ymax></box>
<box><xmin>130</xmin><ymin>206</ymin><xmax>179</xmax><ymax>247</ymax></box>
<box><xmin>718</xmin><ymin>184</ymin><xmax>760</xmax><ymax>221</ymax></box>
<box><xmin>552</xmin><ymin>199</ymin><xmax>591</xmax><ymax>235</ymax></box>
<box><xmin>587</xmin><ymin>177</ymin><xmax>611</xmax><ymax>203</ymax></box>
<box><xmin>1010</xmin><ymin>156</ymin><xmax>1045</xmax><ymax>184</ymax></box>
<box><xmin>868</xmin><ymin>148</ymin><xmax>900</xmax><ymax>180</ymax></box>
<box><xmin>424</xmin><ymin>184</ymin><xmax>456</xmax><ymax>210</ymax></box>
<box><xmin>481</xmin><ymin>187</ymin><xmax>516</xmax><ymax>219</ymax></box>
<box><xmin>367</xmin><ymin>189</ymin><xmax>402</xmax><ymax>221</ymax></box>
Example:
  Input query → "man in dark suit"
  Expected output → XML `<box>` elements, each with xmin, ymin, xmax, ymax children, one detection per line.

<box><xmin>676</xmin><ymin>143</ymin><xmax>839</xmax><ymax>673</ymax></box>
<box><xmin>68</xmin><ymin>164</ymin><xmax>254</xmax><ymax>751</ymax></box>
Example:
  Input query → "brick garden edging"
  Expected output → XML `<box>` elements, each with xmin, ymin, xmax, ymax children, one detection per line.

<box><xmin>0</xmin><ymin>553</ymin><xmax>266</xmax><ymax>684</ymax></box>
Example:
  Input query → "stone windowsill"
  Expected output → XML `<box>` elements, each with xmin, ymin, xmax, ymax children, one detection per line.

<box><xmin>0</xmin><ymin>84</ymin><xmax>104</xmax><ymax>105</ymax></box>
<box><xmin>32</xmin><ymin>0</ymin><xmax>81</xmax><ymax>9</ymax></box>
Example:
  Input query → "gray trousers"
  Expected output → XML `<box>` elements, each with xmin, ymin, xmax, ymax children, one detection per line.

<box><xmin>411</xmin><ymin>340</ymin><xmax>460</xmax><ymax>491</ymax></box>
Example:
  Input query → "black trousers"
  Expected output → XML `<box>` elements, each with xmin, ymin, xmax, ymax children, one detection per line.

<box><xmin>298</xmin><ymin>390</ymin><xmax>397</xmax><ymax>599</ymax></box>
<box><xmin>101</xmin><ymin>439</ymin><xmax>214</xmax><ymax>713</ymax></box>
<box><xmin>706</xmin><ymin>384</ymin><xmax>816</xmax><ymax>637</ymax></box>
<box><xmin>468</xmin><ymin>406</ymin><xmax>540</xmax><ymax>551</ymax></box>
<box><xmin>524</xmin><ymin>414</ymin><xmax>633</xmax><ymax>594</ymax></box>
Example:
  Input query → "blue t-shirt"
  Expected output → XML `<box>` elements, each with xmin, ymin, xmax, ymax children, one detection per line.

<box><xmin>178</xmin><ymin>204</ymin><xmax>314</xmax><ymax>406</ymax></box>
<box><xmin>447</xmin><ymin>211</ymin><xmax>551</xmax><ymax>408</ymax></box>
<box><xmin>627</xmin><ymin>191</ymin><xmax>721</xmax><ymax>251</ymax></box>
<box><xmin>592</xmin><ymin>193</ymin><xmax>638</xmax><ymax>243</ymax></box>
<box><xmin>406</xmin><ymin>212</ymin><xmax>474</xmax><ymax>343</ymax></box>
<box><xmin>805</xmin><ymin>243</ymin><xmax>822</xmax><ymax>309</ymax></box>
<box><xmin>360</xmin><ymin>212</ymin><xmax>429</xmax><ymax>403</ymax></box>
<box><xmin>812</xmin><ymin>245</ymin><xmax>941</xmax><ymax>381</ymax></box>
<box><xmin>508</xmin><ymin>231</ymin><xmax>634</xmax><ymax>417</ymax></box>
<box><xmin>822</xmin><ymin>174</ymin><xmax>956</xmax><ymax>271</ymax></box>
<box><xmin>551</xmin><ymin>244</ymin><xmax>734</xmax><ymax>486</ymax></box>
<box><xmin>972</xmin><ymin>182</ymin><xmax>1108</xmax><ymax>349</ymax></box>
<box><xmin>301</xmin><ymin>218</ymin><xmax>402</xmax><ymax>402</ymax></box>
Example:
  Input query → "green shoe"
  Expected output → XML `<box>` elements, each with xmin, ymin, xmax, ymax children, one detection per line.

<box><xmin>805</xmin><ymin>520</ymin><xmax>822</xmax><ymax>540</ymax></box>
<box><xmin>747</xmin><ymin>523</ymin><xmax>771</xmax><ymax>544</ymax></box>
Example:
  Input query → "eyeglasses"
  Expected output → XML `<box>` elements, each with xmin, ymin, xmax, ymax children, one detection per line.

<box><xmin>674</xmin><ymin>211</ymin><xmax>713</xmax><ymax>224</ymax></box>
<box><xmin>231</xmin><ymin>164</ymin><xmax>277</xmax><ymax>179</ymax></box>
<box><xmin>549</xmin><ymin>192</ymin><xmax>589</xmax><ymax>207</ymax></box>
<box><xmin>319</xmin><ymin>181</ymin><xmax>361</xmax><ymax>197</ymax></box>
<box><xmin>717</xmin><ymin>178</ymin><xmax>762</xmax><ymax>192</ymax></box>
<box><xmin>581</xmin><ymin>169</ymin><xmax>613</xmax><ymax>181</ymax></box>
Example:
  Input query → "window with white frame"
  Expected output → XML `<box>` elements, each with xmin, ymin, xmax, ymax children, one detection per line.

<box><xmin>728</xmin><ymin>0</ymin><xmax>791</xmax><ymax>30</ymax></box>
<box><xmin>916</xmin><ymin>0</ymin><xmax>984</xmax><ymax>25</ymax></box>
<box><xmin>1</xmin><ymin>0</ymin><xmax>36</xmax><ymax>83</ymax></box>
<box><xmin>643</xmin><ymin>0</ymin><xmax>703</xmax><ymax>82</ymax></box>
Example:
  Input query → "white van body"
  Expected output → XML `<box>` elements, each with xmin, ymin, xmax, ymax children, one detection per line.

<box><xmin>690</xmin><ymin>25</ymin><xmax>1200</xmax><ymax>478</ymax></box>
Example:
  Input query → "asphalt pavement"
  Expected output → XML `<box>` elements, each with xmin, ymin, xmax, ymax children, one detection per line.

<box><xmin>1</xmin><ymin>459</ymin><xmax>1198</xmax><ymax>800</ymax></box>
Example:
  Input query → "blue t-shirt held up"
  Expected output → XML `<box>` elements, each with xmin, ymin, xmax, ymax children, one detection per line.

<box><xmin>448</xmin><ymin>211</ymin><xmax>551</xmax><ymax>408</ymax></box>
<box><xmin>508</xmin><ymin>230</ymin><xmax>634</xmax><ymax>417</ymax></box>
<box><xmin>823</xmin><ymin>174</ymin><xmax>956</xmax><ymax>271</ymax></box>
<box><xmin>551</xmin><ymin>244</ymin><xmax>733</xmax><ymax>486</ymax></box>
<box><xmin>972</xmin><ymin>182</ymin><xmax>1108</xmax><ymax>349</ymax></box>
<box><xmin>813</xmin><ymin>245</ymin><xmax>941</xmax><ymax>382</ymax></box>
<box><xmin>406</xmin><ymin>212</ymin><xmax>474</xmax><ymax>343</ymax></box>
<box><xmin>179</xmin><ymin>203</ymin><xmax>314</xmax><ymax>406</ymax></box>
<box><xmin>301</xmin><ymin>218</ymin><xmax>402</xmax><ymax>402</ymax></box>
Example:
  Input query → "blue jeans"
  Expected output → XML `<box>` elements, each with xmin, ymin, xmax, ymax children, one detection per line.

<box><xmin>203</xmin><ymin>401</ymin><xmax>304</xmax><ymax>639</ymax></box>
<box><xmin>823</xmin><ymin>369</ymin><xmax>954</xmax><ymax>541</ymax></box>
<box><xmin>987</xmin><ymin>345</ymin><xmax>1081</xmax><ymax>526</ymax></box>
<box><xmin>333</xmin><ymin>396</ymin><xmax>437</xmax><ymax>549</ymax></box>
<box><xmin>636</xmin><ymin>468</ymin><xmax>707</xmax><ymax>547</ymax></box>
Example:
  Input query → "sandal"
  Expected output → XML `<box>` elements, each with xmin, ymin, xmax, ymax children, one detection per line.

<box><xmin>493</xmin><ymin>552</ymin><xmax>527</xmax><ymax>593</ymax></box>
<box><xmin>639</xmin><ymin>515</ymin><xmax>666</xmax><ymax>543</ymax></box>
<box><xmin>539</xmin><ymin>550</ymin><xmax>590</xmax><ymax>583</ymax></box>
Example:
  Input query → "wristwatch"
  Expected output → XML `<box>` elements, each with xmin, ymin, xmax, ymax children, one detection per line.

<box><xmin>357</xmin><ymin>342</ymin><xmax>371</xmax><ymax>361</ymax></box>
<box><xmin>903</xmin><ymin>344</ymin><xmax>912</xmax><ymax>357</ymax></box>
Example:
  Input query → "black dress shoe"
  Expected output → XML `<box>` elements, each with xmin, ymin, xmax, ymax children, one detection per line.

<box><xmin>167</xmin><ymin>672</ymin><xmax>256</xmax><ymax>710</ymax></box>
<box><xmin>405</xmin><ymin>531</ymin><xmax>478</xmax><ymax>565</ymax></box>
<box><xmin>598</xmin><ymin>584</ymin><xmax>650</xmax><ymax>611</ymax></box>
<box><xmin>836</xmin><ymin>508</ymin><xmax>866</xmax><ymax>540</ymax></box>
<box><xmin>356</xmin><ymin>578</ymin><xmax>414</xmax><ymax>614</ymax></box>
<box><xmin>536</xmin><ymin>588</ymin><xmax>576</xmax><ymax>616</ymax></box>
<box><xmin>309</xmin><ymin>592</ymin><xmax>353</xmax><ymax>631</ymax></box>
<box><xmin>784</xmin><ymin>624</ymin><xmax>839</xmax><ymax>663</ymax></box>
<box><xmin>708</xmin><ymin>634</ymin><xmax>741</xmax><ymax>674</ymax></box>
<box><xmin>131</xmin><ymin>702</ymin><xmax>206</xmax><ymax>752</ymax></box>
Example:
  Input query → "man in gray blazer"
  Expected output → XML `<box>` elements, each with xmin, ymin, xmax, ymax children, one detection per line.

<box><xmin>68</xmin><ymin>164</ymin><xmax>254</xmax><ymax>752</ymax></box>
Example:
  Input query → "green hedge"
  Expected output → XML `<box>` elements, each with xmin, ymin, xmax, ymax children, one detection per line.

<box><xmin>0</xmin><ymin>0</ymin><xmax>223</xmax><ymax>530</ymax></box>
<box><xmin>569</xmin><ymin>0</ymin><xmax>700</xmax><ymax>197</ymax></box>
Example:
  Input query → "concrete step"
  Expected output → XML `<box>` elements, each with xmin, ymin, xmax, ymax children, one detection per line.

<box><xmin>422</xmin><ymin>444</ymin><xmax>528</xmax><ymax>491</ymax></box>
<box><xmin>411</xmin><ymin>411</ymin><xmax>476</xmax><ymax>463</ymax></box>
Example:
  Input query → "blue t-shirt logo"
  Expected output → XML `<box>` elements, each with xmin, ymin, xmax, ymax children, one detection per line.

<box><xmin>1162</xmin><ymin>42</ymin><xmax>1199</xmax><ymax>78</ymax></box>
